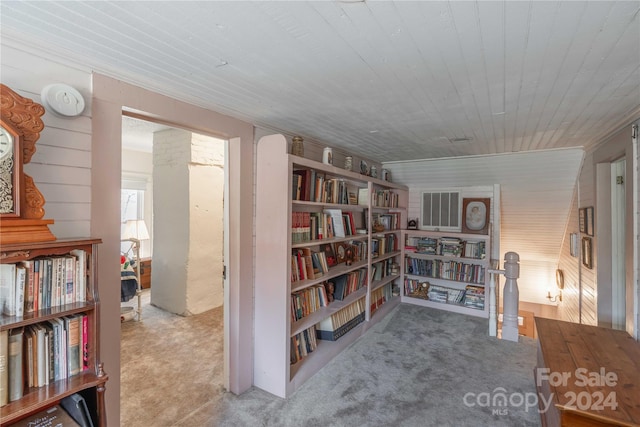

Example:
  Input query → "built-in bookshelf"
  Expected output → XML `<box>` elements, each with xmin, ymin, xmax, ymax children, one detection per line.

<box><xmin>401</xmin><ymin>230</ymin><xmax>491</xmax><ymax>318</ymax></box>
<box><xmin>0</xmin><ymin>239</ymin><xmax>107</xmax><ymax>426</ymax></box>
<box><xmin>255</xmin><ymin>134</ymin><xmax>407</xmax><ymax>398</ymax></box>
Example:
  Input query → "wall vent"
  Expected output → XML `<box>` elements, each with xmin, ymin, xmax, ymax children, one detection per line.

<box><xmin>420</xmin><ymin>191</ymin><xmax>461</xmax><ymax>231</ymax></box>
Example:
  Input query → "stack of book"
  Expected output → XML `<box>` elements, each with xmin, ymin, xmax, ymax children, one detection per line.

<box><xmin>316</xmin><ymin>297</ymin><xmax>366</xmax><ymax>341</ymax></box>
<box><xmin>415</xmin><ymin>237</ymin><xmax>437</xmax><ymax>254</ymax></box>
<box><xmin>462</xmin><ymin>240</ymin><xmax>486</xmax><ymax>259</ymax></box>
<box><xmin>438</xmin><ymin>237</ymin><xmax>462</xmax><ymax>256</ymax></box>
<box><xmin>463</xmin><ymin>285</ymin><xmax>485</xmax><ymax>310</ymax></box>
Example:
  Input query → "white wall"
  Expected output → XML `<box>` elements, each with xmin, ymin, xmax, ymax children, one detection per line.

<box><xmin>1</xmin><ymin>43</ymin><xmax>92</xmax><ymax>239</ymax></box>
<box><xmin>559</xmin><ymin>120</ymin><xmax>639</xmax><ymax>339</ymax></box>
<box><xmin>384</xmin><ymin>148</ymin><xmax>584</xmax><ymax>305</ymax></box>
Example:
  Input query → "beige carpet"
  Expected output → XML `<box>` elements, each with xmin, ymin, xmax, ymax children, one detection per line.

<box><xmin>120</xmin><ymin>290</ymin><xmax>224</xmax><ymax>426</ymax></box>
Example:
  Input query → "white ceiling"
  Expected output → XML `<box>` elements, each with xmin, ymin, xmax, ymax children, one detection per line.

<box><xmin>2</xmin><ymin>1</ymin><xmax>639</xmax><ymax>161</ymax></box>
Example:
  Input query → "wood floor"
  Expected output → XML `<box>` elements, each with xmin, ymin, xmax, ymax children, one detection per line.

<box><xmin>120</xmin><ymin>290</ymin><xmax>224</xmax><ymax>426</ymax></box>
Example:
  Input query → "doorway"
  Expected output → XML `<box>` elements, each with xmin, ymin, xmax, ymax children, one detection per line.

<box><xmin>119</xmin><ymin>114</ymin><xmax>228</xmax><ymax>425</ymax></box>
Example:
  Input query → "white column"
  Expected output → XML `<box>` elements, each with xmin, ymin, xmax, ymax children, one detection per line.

<box><xmin>501</xmin><ymin>252</ymin><xmax>520</xmax><ymax>342</ymax></box>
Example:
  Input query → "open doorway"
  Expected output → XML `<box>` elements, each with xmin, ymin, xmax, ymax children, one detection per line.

<box><xmin>119</xmin><ymin>114</ymin><xmax>228</xmax><ymax>426</ymax></box>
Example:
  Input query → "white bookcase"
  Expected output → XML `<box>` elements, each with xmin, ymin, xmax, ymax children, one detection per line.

<box><xmin>254</xmin><ymin>134</ymin><xmax>407</xmax><ymax>398</ymax></box>
<box><xmin>401</xmin><ymin>229</ymin><xmax>491</xmax><ymax>318</ymax></box>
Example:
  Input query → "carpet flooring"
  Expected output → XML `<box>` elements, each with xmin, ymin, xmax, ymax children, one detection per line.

<box><xmin>121</xmin><ymin>292</ymin><xmax>541</xmax><ymax>426</ymax></box>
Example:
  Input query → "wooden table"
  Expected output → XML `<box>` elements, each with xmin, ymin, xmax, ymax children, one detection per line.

<box><xmin>535</xmin><ymin>317</ymin><xmax>640</xmax><ymax>426</ymax></box>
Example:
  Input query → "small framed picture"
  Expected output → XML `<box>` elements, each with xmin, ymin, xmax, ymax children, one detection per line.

<box><xmin>582</xmin><ymin>237</ymin><xmax>593</xmax><ymax>269</ymax></box>
<box><xmin>585</xmin><ymin>206</ymin><xmax>594</xmax><ymax>236</ymax></box>
<box><xmin>570</xmin><ymin>233</ymin><xmax>579</xmax><ymax>257</ymax></box>
<box><xmin>462</xmin><ymin>198</ymin><xmax>490</xmax><ymax>235</ymax></box>
<box><xmin>579</xmin><ymin>208</ymin><xmax>586</xmax><ymax>233</ymax></box>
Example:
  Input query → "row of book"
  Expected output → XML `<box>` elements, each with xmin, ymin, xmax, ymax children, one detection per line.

<box><xmin>370</xmin><ymin>282</ymin><xmax>393</xmax><ymax>316</ymax></box>
<box><xmin>0</xmin><ymin>314</ymin><xmax>89</xmax><ymax>406</ymax></box>
<box><xmin>329</xmin><ymin>268</ymin><xmax>368</xmax><ymax>302</ymax></box>
<box><xmin>291</xmin><ymin>248</ymin><xmax>330</xmax><ymax>283</ymax></box>
<box><xmin>291</xmin><ymin>284</ymin><xmax>329</xmax><ymax>322</ymax></box>
<box><xmin>371</xmin><ymin>259</ymin><xmax>396</xmax><ymax>282</ymax></box>
<box><xmin>357</xmin><ymin>188</ymin><xmax>399</xmax><ymax>208</ymax></box>
<box><xmin>316</xmin><ymin>297</ymin><xmax>366</xmax><ymax>341</ymax></box>
<box><xmin>292</xmin><ymin>169</ymin><xmax>354</xmax><ymax>205</ymax></box>
<box><xmin>0</xmin><ymin>250</ymin><xmax>87</xmax><ymax>318</ymax></box>
<box><xmin>405</xmin><ymin>236</ymin><xmax>486</xmax><ymax>259</ymax></box>
<box><xmin>403</xmin><ymin>279</ymin><xmax>486</xmax><ymax>310</ymax></box>
<box><xmin>404</xmin><ymin>258</ymin><xmax>486</xmax><ymax>284</ymax></box>
<box><xmin>290</xmin><ymin>325</ymin><xmax>318</xmax><ymax>365</ymax></box>
<box><xmin>291</xmin><ymin>241</ymin><xmax>369</xmax><ymax>284</ymax></box>
<box><xmin>291</xmin><ymin>209</ymin><xmax>360</xmax><ymax>244</ymax></box>
<box><xmin>371</xmin><ymin>233</ymin><xmax>397</xmax><ymax>258</ymax></box>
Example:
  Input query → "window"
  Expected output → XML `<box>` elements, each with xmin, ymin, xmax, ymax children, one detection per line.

<box><xmin>121</xmin><ymin>189</ymin><xmax>144</xmax><ymax>222</ymax></box>
<box><xmin>420</xmin><ymin>191</ymin><xmax>461</xmax><ymax>232</ymax></box>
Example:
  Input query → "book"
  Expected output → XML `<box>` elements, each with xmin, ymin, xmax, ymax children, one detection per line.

<box><xmin>0</xmin><ymin>329</ymin><xmax>7</xmax><ymax>406</ymax></box>
<box><xmin>0</xmin><ymin>264</ymin><xmax>17</xmax><ymax>316</ymax></box>
<box><xmin>15</xmin><ymin>265</ymin><xmax>26</xmax><ymax>317</ymax></box>
<box><xmin>357</xmin><ymin>187</ymin><xmax>369</xmax><ymax>205</ymax></box>
<box><xmin>332</xmin><ymin>275</ymin><xmax>349</xmax><ymax>301</ymax></box>
<box><xmin>81</xmin><ymin>314</ymin><xmax>89</xmax><ymax>371</ymax></box>
<box><xmin>35</xmin><ymin>324</ymin><xmax>47</xmax><ymax>387</ymax></box>
<box><xmin>21</xmin><ymin>260</ymin><xmax>35</xmax><ymax>313</ymax></box>
<box><xmin>70</xmin><ymin>249</ymin><xmax>87</xmax><ymax>303</ymax></box>
<box><xmin>65</xmin><ymin>315</ymin><xmax>81</xmax><ymax>377</ymax></box>
<box><xmin>8</xmin><ymin>328</ymin><xmax>24</xmax><ymax>401</ymax></box>
<box><xmin>11</xmin><ymin>404</ymin><xmax>81</xmax><ymax>427</ymax></box>
<box><xmin>65</xmin><ymin>256</ymin><xmax>76</xmax><ymax>305</ymax></box>
<box><xmin>61</xmin><ymin>393</ymin><xmax>95</xmax><ymax>427</ymax></box>
<box><xmin>323</xmin><ymin>209</ymin><xmax>345</xmax><ymax>238</ymax></box>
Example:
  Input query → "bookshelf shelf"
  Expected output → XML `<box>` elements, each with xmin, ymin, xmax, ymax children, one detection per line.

<box><xmin>401</xmin><ymin>229</ymin><xmax>491</xmax><ymax>318</ymax></box>
<box><xmin>255</xmin><ymin>134</ymin><xmax>407</xmax><ymax>398</ymax></box>
<box><xmin>0</xmin><ymin>239</ymin><xmax>107</xmax><ymax>426</ymax></box>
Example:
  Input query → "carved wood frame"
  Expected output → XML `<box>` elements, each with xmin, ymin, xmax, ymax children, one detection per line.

<box><xmin>0</xmin><ymin>84</ymin><xmax>47</xmax><ymax>219</ymax></box>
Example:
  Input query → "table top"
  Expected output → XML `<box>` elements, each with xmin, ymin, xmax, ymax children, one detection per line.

<box><xmin>535</xmin><ymin>317</ymin><xmax>640</xmax><ymax>426</ymax></box>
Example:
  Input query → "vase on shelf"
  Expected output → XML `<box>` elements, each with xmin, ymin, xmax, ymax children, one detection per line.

<box><xmin>344</xmin><ymin>156</ymin><xmax>353</xmax><ymax>171</ymax></box>
<box><xmin>291</xmin><ymin>136</ymin><xmax>304</xmax><ymax>157</ymax></box>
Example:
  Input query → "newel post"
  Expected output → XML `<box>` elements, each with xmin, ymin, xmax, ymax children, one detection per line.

<box><xmin>501</xmin><ymin>252</ymin><xmax>520</xmax><ymax>342</ymax></box>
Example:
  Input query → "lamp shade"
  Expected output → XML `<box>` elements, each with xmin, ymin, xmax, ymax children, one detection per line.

<box><xmin>122</xmin><ymin>219</ymin><xmax>150</xmax><ymax>241</ymax></box>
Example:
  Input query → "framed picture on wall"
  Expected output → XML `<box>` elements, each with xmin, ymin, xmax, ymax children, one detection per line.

<box><xmin>585</xmin><ymin>206</ymin><xmax>594</xmax><ymax>236</ymax></box>
<box><xmin>579</xmin><ymin>206</ymin><xmax>594</xmax><ymax>236</ymax></box>
<box><xmin>582</xmin><ymin>237</ymin><xmax>593</xmax><ymax>269</ymax></box>
<box><xmin>462</xmin><ymin>198</ymin><xmax>490</xmax><ymax>235</ymax></box>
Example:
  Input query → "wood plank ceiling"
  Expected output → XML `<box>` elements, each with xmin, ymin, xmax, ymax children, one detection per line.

<box><xmin>1</xmin><ymin>1</ymin><xmax>639</xmax><ymax>161</ymax></box>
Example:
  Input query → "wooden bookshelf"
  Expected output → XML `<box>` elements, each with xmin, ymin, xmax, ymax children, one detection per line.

<box><xmin>400</xmin><ymin>229</ymin><xmax>491</xmax><ymax>318</ymax></box>
<box><xmin>0</xmin><ymin>239</ymin><xmax>107</xmax><ymax>426</ymax></box>
<box><xmin>255</xmin><ymin>134</ymin><xmax>407</xmax><ymax>398</ymax></box>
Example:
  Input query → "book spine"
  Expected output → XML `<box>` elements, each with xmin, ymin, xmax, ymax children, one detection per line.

<box><xmin>8</xmin><ymin>328</ymin><xmax>24</xmax><ymax>401</ymax></box>
<box><xmin>15</xmin><ymin>266</ymin><xmax>26</xmax><ymax>317</ymax></box>
<box><xmin>82</xmin><ymin>314</ymin><xmax>89</xmax><ymax>371</ymax></box>
<box><xmin>0</xmin><ymin>329</ymin><xmax>8</xmax><ymax>406</ymax></box>
<box><xmin>1</xmin><ymin>264</ymin><xmax>17</xmax><ymax>316</ymax></box>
